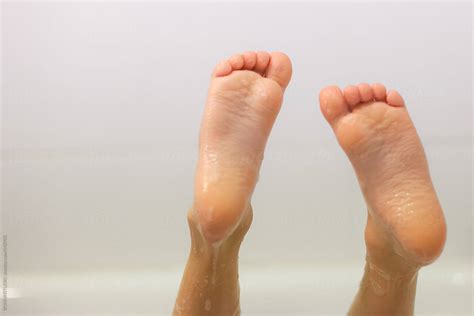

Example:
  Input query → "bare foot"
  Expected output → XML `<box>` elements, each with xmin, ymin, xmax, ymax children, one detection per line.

<box><xmin>194</xmin><ymin>51</ymin><xmax>292</xmax><ymax>244</ymax></box>
<box><xmin>319</xmin><ymin>83</ymin><xmax>446</xmax><ymax>273</ymax></box>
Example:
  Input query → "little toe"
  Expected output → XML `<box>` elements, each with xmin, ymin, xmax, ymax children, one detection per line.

<box><xmin>212</xmin><ymin>59</ymin><xmax>233</xmax><ymax>77</ymax></box>
<box><xmin>386</xmin><ymin>89</ymin><xmax>406</xmax><ymax>107</ymax></box>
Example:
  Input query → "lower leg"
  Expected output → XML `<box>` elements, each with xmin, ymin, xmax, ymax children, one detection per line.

<box><xmin>349</xmin><ymin>215</ymin><xmax>420</xmax><ymax>316</ymax></box>
<box><xmin>349</xmin><ymin>262</ymin><xmax>418</xmax><ymax>316</ymax></box>
<box><xmin>173</xmin><ymin>207</ymin><xmax>252</xmax><ymax>316</ymax></box>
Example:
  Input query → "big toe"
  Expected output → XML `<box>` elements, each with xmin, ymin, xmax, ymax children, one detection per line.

<box><xmin>319</xmin><ymin>86</ymin><xmax>349</xmax><ymax>126</ymax></box>
<box><xmin>264</xmin><ymin>52</ymin><xmax>293</xmax><ymax>90</ymax></box>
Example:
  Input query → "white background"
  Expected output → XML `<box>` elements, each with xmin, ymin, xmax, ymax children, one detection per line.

<box><xmin>2</xmin><ymin>1</ymin><xmax>472</xmax><ymax>315</ymax></box>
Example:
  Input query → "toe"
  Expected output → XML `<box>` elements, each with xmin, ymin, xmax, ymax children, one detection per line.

<box><xmin>343</xmin><ymin>85</ymin><xmax>361</xmax><ymax>109</ymax></box>
<box><xmin>386</xmin><ymin>89</ymin><xmax>405</xmax><ymax>107</ymax></box>
<box><xmin>358</xmin><ymin>83</ymin><xmax>373</xmax><ymax>103</ymax></box>
<box><xmin>212</xmin><ymin>59</ymin><xmax>233</xmax><ymax>77</ymax></box>
<box><xmin>264</xmin><ymin>52</ymin><xmax>293</xmax><ymax>90</ymax></box>
<box><xmin>228</xmin><ymin>54</ymin><xmax>244</xmax><ymax>70</ymax></box>
<box><xmin>319</xmin><ymin>86</ymin><xmax>350</xmax><ymax>125</ymax></box>
<box><xmin>253</xmin><ymin>51</ymin><xmax>271</xmax><ymax>75</ymax></box>
<box><xmin>372</xmin><ymin>83</ymin><xmax>387</xmax><ymax>101</ymax></box>
<box><xmin>242</xmin><ymin>51</ymin><xmax>257</xmax><ymax>70</ymax></box>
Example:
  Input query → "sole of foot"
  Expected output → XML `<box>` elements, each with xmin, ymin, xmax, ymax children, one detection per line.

<box><xmin>319</xmin><ymin>83</ymin><xmax>446</xmax><ymax>272</ymax></box>
<box><xmin>193</xmin><ymin>51</ymin><xmax>292</xmax><ymax>245</ymax></box>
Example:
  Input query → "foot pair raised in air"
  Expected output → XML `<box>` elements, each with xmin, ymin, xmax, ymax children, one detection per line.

<box><xmin>175</xmin><ymin>51</ymin><xmax>446</xmax><ymax>316</ymax></box>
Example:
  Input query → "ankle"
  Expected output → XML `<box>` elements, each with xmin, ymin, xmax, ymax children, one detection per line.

<box><xmin>365</xmin><ymin>253</ymin><xmax>419</xmax><ymax>285</ymax></box>
<box><xmin>187</xmin><ymin>206</ymin><xmax>252</xmax><ymax>258</ymax></box>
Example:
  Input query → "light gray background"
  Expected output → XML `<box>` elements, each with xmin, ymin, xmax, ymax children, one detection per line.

<box><xmin>1</xmin><ymin>1</ymin><xmax>472</xmax><ymax>315</ymax></box>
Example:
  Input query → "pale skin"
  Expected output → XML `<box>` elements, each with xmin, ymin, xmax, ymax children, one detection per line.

<box><xmin>174</xmin><ymin>51</ymin><xmax>446</xmax><ymax>315</ymax></box>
